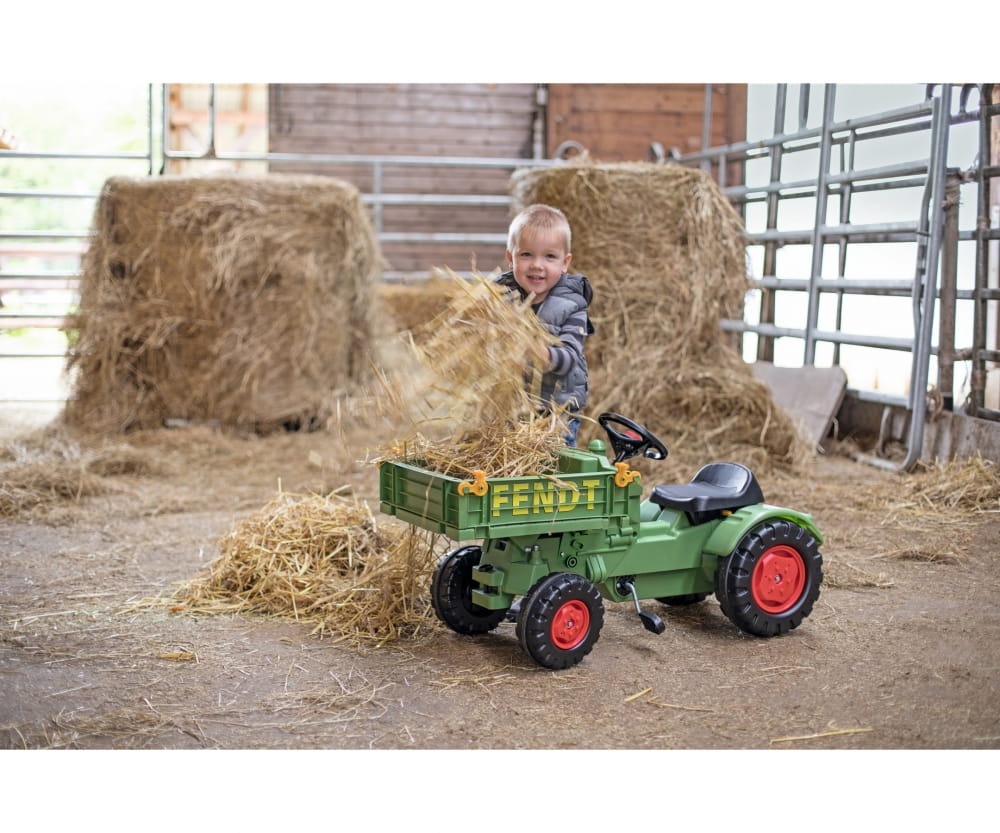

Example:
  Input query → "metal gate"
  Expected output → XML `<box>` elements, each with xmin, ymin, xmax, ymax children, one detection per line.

<box><xmin>673</xmin><ymin>83</ymin><xmax>998</xmax><ymax>470</ymax></box>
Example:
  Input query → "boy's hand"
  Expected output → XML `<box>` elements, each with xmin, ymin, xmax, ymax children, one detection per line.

<box><xmin>530</xmin><ymin>342</ymin><xmax>552</xmax><ymax>368</ymax></box>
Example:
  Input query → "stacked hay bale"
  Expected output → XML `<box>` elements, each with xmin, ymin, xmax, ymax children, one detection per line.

<box><xmin>510</xmin><ymin>161</ymin><xmax>810</xmax><ymax>474</ymax></box>
<box><xmin>63</xmin><ymin>174</ymin><xmax>382</xmax><ymax>434</ymax></box>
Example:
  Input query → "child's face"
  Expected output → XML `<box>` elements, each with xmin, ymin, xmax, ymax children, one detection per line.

<box><xmin>506</xmin><ymin>226</ymin><xmax>572</xmax><ymax>304</ymax></box>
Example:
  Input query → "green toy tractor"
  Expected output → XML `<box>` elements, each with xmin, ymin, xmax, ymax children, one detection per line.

<box><xmin>379</xmin><ymin>413</ymin><xmax>823</xmax><ymax>670</ymax></box>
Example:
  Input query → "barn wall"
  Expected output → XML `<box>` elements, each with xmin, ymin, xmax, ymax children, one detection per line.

<box><xmin>546</xmin><ymin>83</ymin><xmax>747</xmax><ymax>178</ymax></box>
<box><xmin>268</xmin><ymin>83</ymin><xmax>541</xmax><ymax>275</ymax></box>
<box><xmin>267</xmin><ymin>83</ymin><xmax>748</xmax><ymax>275</ymax></box>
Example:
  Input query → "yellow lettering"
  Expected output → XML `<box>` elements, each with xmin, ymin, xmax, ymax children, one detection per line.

<box><xmin>490</xmin><ymin>479</ymin><xmax>603</xmax><ymax>518</ymax></box>
<box><xmin>511</xmin><ymin>482</ymin><xmax>529</xmax><ymax>515</ymax></box>
<box><xmin>491</xmin><ymin>484</ymin><xmax>511</xmax><ymax>517</ymax></box>
<box><xmin>532</xmin><ymin>482</ymin><xmax>554</xmax><ymax>514</ymax></box>
<box><xmin>558</xmin><ymin>486</ymin><xmax>580</xmax><ymax>512</ymax></box>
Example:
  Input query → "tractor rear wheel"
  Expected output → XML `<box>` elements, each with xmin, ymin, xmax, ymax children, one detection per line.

<box><xmin>516</xmin><ymin>573</ymin><xmax>604</xmax><ymax>669</ymax></box>
<box><xmin>431</xmin><ymin>545</ymin><xmax>507</xmax><ymax>635</ymax></box>
<box><xmin>716</xmin><ymin>519</ymin><xmax>822</xmax><ymax>637</ymax></box>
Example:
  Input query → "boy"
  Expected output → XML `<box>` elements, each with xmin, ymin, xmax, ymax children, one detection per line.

<box><xmin>495</xmin><ymin>204</ymin><xmax>594</xmax><ymax>446</ymax></box>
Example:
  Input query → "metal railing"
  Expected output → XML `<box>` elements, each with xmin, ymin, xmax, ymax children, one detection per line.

<box><xmin>0</xmin><ymin>86</ymin><xmax>157</xmax><ymax>367</ymax></box>
<box><xmin>673</xmin><ymin>83</ymin><xmax>997</xmax><ymax>470</ymax></box>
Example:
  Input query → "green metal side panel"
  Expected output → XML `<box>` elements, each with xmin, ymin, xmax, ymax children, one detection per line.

<box><xmin>378</xmin><ymin>449</ymin><xmax>642</xmax><ymax>541</ymax></box>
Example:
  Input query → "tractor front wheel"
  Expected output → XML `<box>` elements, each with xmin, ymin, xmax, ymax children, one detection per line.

<box><xmin>431</xmin><ymin>545</ymin><xmax>507</xmax><ymax>635</ymax></box>
<box><xmin>716</xmin><ymin>519</ymin><xmax>822</xmax><ymax>637</ymax></box>
<box><xmin>516</xmin><ymin>573</ymin><xmax>604</xmax><ymax>669</ymax></box>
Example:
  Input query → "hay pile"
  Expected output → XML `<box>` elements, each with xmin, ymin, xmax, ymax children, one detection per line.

<box><xmin>376</xmin><ymin>271</ymin><xmax>567</xmax><ymax>477</ymax></box>
<box><xmin>165</xmin><ymin>491</ymin><xmax>439</xmax><ymax>644</ymax></box>
<box><xmin>889</xmin><ymin>455</ymin><xmax>1000</xmax><ymax>514</ymax></box>
<box><xmin>0</xmin><ymin>426</ymin><xmax>157</xmax><ymax>516</ymax></box>
<box><xmin>63</xmin><ymin>174</ymin><xmax>382</xmax><ymax>434</ymax></box>
<box><xmin>407</xmin><ymin>271</ymin><xmax>560</xmax><ymax>426</ymax></box>
<box><xmin>510</xmin><ymin>161</ymin><xmax>810</xmax><ymax>474</ymax></box>
<box><xmin>382</xmin><ymin>415</ymin><xmax>568</xmax><ymax>481</ymax></box>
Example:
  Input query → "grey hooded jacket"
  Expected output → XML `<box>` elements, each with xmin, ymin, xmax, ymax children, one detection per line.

<box><xmin>495</xmin><ymin>271</ymin><xmax>594</xmax><ymax>410</ymax></box>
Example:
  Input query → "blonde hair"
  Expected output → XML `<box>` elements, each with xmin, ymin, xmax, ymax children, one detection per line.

<box><xmin>507</xmin><ymin>204</ymin><xmax>572</xmax><ymax>253</ymax></box>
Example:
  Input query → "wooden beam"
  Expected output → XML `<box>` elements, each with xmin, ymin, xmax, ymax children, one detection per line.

<box><xmin>169</xmin><ymin>109</ymin><xmax>266</xmax><ymax>127</ymax></box>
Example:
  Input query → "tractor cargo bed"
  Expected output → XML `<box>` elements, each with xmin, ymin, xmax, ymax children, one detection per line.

<box><xmin>378</xmin><ymin>448</ymin><xmax>641</xmax><ymax>541</ymax></box>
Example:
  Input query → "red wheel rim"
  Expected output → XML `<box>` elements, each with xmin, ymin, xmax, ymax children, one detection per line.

<box><xmin>550</xmin><ymin>599</ymin><xmax>590</xmax><ymax>650</ymax></box>
<box><xmin>751</xmin><ymin>544</ymin><xmax>806</xmax><ymax>614</ymax></box>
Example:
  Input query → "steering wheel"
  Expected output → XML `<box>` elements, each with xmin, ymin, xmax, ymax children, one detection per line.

<box><xmin>598</xmin><ymin>413</ymin><xmax>669</xmax><ymax>463</ymax></box>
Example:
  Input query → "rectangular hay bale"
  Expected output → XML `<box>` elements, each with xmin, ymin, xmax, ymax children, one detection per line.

<box><xmin>64</xmin><ymin>174</ymin><xmax>382</xmax><ymax>433</ymax></box>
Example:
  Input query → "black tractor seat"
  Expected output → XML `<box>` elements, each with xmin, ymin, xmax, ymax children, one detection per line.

<box><xmin>650</xmin><ymin>462</ymin><xmax>765</xmax><ymax>526</ymax></box>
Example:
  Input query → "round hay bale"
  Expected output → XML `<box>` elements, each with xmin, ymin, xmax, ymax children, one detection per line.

<box><xmin>510</xmin><ymin>161</ymin><xmax>809</xmax><ymax>471</ymax></box>
<box><xmin>63</xmin><ymin>174</ymin><xmax>383</xmax><ymax>434</ymax></box>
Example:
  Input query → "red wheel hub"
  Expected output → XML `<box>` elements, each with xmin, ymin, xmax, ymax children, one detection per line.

<box><xmin>751</xmin><ymin>544</ymin><xmax>806</xmax><ymax>614</ymax></box>
<box><xmin>551</xmin><ymin>599</ymin><xmax>590</xmax><ymax>650</ymax></box>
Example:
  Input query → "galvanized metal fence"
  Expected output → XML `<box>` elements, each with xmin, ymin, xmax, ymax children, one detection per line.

<box><xmin>674</xmin><ymin>83</ymin><xmax>998</xmax><ymax>469</ymax></box>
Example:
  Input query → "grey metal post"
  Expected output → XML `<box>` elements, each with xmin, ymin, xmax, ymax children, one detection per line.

<box><xmin>701</xmin><ymin>84</ymin><xmax>713</xmax><ymax>175</ymax></box>
<box><xmin>832</xmin><ymin>129</ymin><xmax>857</xmax><ymax>368</ymax></box>
<box><xmin>970</xmin><ymin>84</ymin><xmax>994</xmax><ymax>417</ymax></box>
<box><xmin>161</xmin><ymin>84</ymin><xmax>171</xmax><ymax>174</ymax></box>
<box><xmin>939</xmin><ymin>171</ymin><xmax>961</xmax><ymax>412</ymax></box>
<box><xmin>205</xmin><ymin>84</ymin><xmax>217</xmax><ymax>159</ymax></box>
<box><xmin>798</xmin><ymin>85</ymin><xmax>811</xmax><ymax>129</ymax></box>
<box><xmin>146</xmin><ymin>84</ymin><xmax>154</xmax><ymax>177</ymax></box>
<box><xmin>533</xmin><ymin>85</ymin><xmax>547</xmax><ymax>159</ymax></box>
<box><xmin>804</xmin><ymin>85</ymin><xmax>837</xmax><ymax>366</ymax></box>
<box><xmin>757</xmin><ymin>85</ymin><xmax>788</xmax><ymax>363</ymax></box>
<box><xmin>901</xmin><ymin>86</ymin><xmax>951</xmax><ymax>471</ymax></box>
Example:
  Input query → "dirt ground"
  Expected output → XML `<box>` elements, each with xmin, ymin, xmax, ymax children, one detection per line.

<box><xmin>2</xmin><ymin>403</ymin><xmax>998</xmax><ymax>769</ymax></box>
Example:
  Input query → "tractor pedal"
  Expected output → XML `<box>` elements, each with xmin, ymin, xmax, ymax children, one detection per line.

<box><xmin>618</xmin><ymin>579</ymin><xmax>666</xmax><ymax>636</ymax></box>
<box><xmin>639</xmin><ymin>610</ymin><xmax>666</xmax><ymax>635</ymax></box>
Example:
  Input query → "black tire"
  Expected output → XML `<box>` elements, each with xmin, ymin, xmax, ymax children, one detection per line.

<box><xmin>716</xmin><ymin>519</ymin><xmax>822</xmax><ymax>637</ymax></box>
<box><xmin>656</xmin><ymin>592</ymin><xmax>709</xmax><ymax>606</ymax></box>
<box><xmin>431</xmin><ymin>545</ymin><xmax>507</xmax><ymax>635</ymax></box>
<box><xmin>516</xmin><ymin>573</ymin><xmax>604</xmax><ymax>669</ymax></box>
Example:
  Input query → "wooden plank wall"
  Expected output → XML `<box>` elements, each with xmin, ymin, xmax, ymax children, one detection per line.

<box><xmin>547</xmin><ymin>83</ymin><xmax>747</xmax><ymax>179</ymax></box>
<box><xmin>267</xmin><ymin>84</ymin><xmax>748</xmax><ymax>275</ymax></box>
<box><xmin>268</xmin><ymin>84</ymin><xmax>540</xmax><ymax>275</ymax></box>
